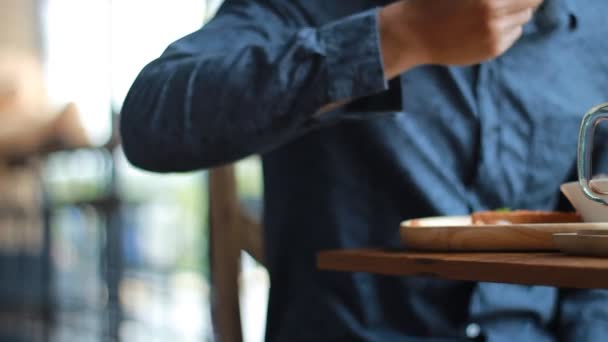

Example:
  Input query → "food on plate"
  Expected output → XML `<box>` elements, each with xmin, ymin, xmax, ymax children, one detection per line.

<box><xmin>471</xmin><ymin>210</ymin><xmax>582</xmax><ymax>225</ymax></box>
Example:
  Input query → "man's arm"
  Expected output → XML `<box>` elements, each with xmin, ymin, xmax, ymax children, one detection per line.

<box><xmin>120</xmin><ymin>0</ymin><xmax>541</xmax><ymax>172</ymax></box>
<box><xmin>121</xmin><ymin>1</ymin><xmax>392</xmax><ymax>172</ymax></box>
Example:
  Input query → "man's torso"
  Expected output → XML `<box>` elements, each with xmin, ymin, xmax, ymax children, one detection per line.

<box><xmin>260</xmin><ymin>1</ymin><xmax>608</xmax><ymax>340</ymax></box>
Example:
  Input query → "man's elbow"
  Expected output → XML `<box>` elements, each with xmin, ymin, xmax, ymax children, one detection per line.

<box><xmin>120</xmin><ymin>110</ymin><xmax>232</xmax><ymax>173</ymax></box>
<box><xmin>118</xmin><ymin>62</ymin><xmax>249</xmax><ymax>172</ymax></box>
<box><xmin>119</xmin><ymin>115</ymin><xmax>176</xmax><ymax>173</ymax></box>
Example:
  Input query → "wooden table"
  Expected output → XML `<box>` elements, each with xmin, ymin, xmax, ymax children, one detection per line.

<box><xmin>317</xmin><ymin>249</ymin><xmax>608</xmax><ymax>289</ymax></box>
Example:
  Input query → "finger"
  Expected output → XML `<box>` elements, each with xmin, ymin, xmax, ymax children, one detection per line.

<box><xmin>493</xmin><ymin>0</ymin><xmax>544</xmax><ymax>16</ymax></box>
<box><xmin>498</xmin><ymin>25</ymin><xmax>524</xmax><ymax>53</ymax></box>
<box><xmin>497</xmin><ymin>8</ymin><xmax>534</xmax><ymax>31</ymax></box>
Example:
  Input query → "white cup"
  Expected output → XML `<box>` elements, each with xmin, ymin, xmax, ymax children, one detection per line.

<box><xmin>561</xmin><ymin>179</ymin><xmax>608</xmax><ymax>222</ymax></box>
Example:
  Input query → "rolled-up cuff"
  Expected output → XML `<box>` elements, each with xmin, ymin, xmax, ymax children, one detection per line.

<box><xmin>318</xmin><ymin>8</ymin><xmax>390</xmax><ymax>103</ymax></box>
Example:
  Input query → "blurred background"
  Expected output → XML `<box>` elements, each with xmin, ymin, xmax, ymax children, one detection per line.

<box><xmin>0</xmin><ymin>0</ymin><xmax>268</xmax><ymax>341</ymax></box>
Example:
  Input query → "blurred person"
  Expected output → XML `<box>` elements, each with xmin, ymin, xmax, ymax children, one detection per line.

<box><xmin>0</xmin><ymin>49</ymin><xmax>90</xmax><ymax>156</ymax></box>
<box><xmin>120</xmin><ymin>0</ymin><xmax>608</xmax><ymax>341</ymax></box>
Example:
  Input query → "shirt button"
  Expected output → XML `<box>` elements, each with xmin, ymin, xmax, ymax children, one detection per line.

<box><xmin>466</xmin><ymin>322</ymin><xmax>482</xmax><ymax>339</ymax></box>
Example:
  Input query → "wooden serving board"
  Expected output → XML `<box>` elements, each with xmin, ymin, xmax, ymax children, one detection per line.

<box><xmin>400</xmin><ymin>216</ymin><xmax>608</xmax><ymax>251</ymax></box>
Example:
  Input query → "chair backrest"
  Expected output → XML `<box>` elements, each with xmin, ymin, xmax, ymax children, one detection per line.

<box><xmin>209</xmin><ymin>165</ymin><xmax>264</xmax><ymax>342</ymax></box>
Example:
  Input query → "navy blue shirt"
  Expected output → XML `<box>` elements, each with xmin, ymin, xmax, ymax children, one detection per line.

<box><xmin>120</xmin><ymin>0</ymin><xmax>608</xmax><ymax>340</ymax></box>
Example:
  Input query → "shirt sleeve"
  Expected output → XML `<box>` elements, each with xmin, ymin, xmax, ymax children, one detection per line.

<box><xmin>120</xmin><ymin>0</ymin><xmax>401</xmax><ymax>172</ymax></box>
<box><xmin>558</xmin><ymin>289</ymin><xmax>608</xmax><ymax>342</ymax></box>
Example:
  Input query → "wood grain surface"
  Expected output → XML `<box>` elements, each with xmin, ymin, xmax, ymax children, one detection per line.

<box><xmin>317</xmin><ymin>249</ymin><xmax>608</xmax><ymax>289</ymax></box>
<box><xmin>401</xmin><ymin>219</ymin><xmax>608</xmax><ymax>251</ymax></box>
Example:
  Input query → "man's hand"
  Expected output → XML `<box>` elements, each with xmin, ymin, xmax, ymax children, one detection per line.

<box><xmin>379</xmin><ymin>0</ymin><xmax>543</xmax><ymax>79</ymax></box>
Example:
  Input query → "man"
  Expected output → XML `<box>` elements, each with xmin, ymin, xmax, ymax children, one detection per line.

<box><xmin>120</xmin><ymin>0</ymin><xmax>608</xmax><ymax>340</ymax></box>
